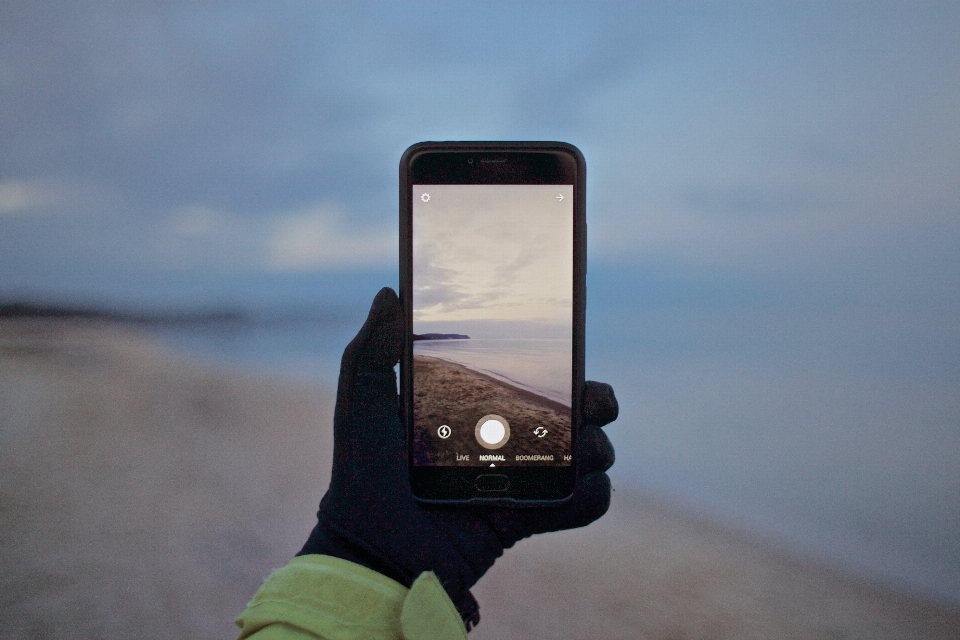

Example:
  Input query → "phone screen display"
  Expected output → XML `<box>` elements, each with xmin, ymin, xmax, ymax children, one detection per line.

<box><xmin>411</xmin><ymin>184</ymin><xmax>574</xmax><ymax>468</ymax></box>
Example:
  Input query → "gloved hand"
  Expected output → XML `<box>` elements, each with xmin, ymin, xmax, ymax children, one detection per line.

<box><xmin>298</xmin><ymin>287</ymin><xmax>618</xmax><ymax>629</ymax></box>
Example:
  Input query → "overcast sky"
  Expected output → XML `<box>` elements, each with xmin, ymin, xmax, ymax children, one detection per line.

<box><xmin>1</xmin><ymin>1</ymin><xmax>957</xmax><ymax>313</ymax></box>
<box><xmin>413</xmin><ymin>185</ymin><xmax>572</xmax><ymax>327</ymax></box>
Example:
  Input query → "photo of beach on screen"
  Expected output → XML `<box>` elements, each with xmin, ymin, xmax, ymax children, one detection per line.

<box><xmin>412</xmin><ymin>184</ymin><xmax>573</xmax><ymax>467</ymax></box>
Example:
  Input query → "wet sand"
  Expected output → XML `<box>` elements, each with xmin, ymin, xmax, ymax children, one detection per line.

<box><xmin>413</xmin><ymin>354</ymin><xmax>570</xmax><ymax>466</ymax></box>
<box><xmin>2</xmin><ymin>319</ymin><xmax>958</xmax><ymax>639</ymax></box>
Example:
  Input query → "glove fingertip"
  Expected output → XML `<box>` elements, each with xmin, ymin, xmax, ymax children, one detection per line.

<box><xmin>582</xmin><ymin>471</ymin><xmax>612</xmax><ymax>515</ymax></box>
<box><xmin>575</xmin><ymin>424</ymin><xmax>615</xmax><ymax>477</ymax></box>
<box><xmin>582</xmin><ymin>381</ymin><xmax>619</xmax><ymax>427</ymax></box>
<box><xmin>353</xmin><ymin>287</ymin><xmax>403</xmax><ymax>370</ymax></box>
<box><xmin>562</xmin><ymin>471</ymin><xmax>612</xmax><ymax>530</ymax></box>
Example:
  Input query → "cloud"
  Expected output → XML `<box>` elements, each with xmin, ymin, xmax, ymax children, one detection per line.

<box><xmin>147</xmin><ymin>202</ymin><xmax>394</xmax><ymax>272</ymax></box>
<box><xmin>412</xmin><ymin>185</ymin><xmax>573</xmax><ymax>324</ymax></box>
<box><xmin>0</xmin><ymin>180</ymin><xmax>64</xmax><ymax>215</ymax></box>
<box><xmin>264</xmin><ymin>205</ymin><xmax>395</xmax><ymax>270</ymax></box>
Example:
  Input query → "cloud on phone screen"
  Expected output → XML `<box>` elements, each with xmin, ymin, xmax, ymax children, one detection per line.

<box><xmin>413</xmin><ymin>185</ymin><xmax>573</xmax><ymax>328</ymax></box>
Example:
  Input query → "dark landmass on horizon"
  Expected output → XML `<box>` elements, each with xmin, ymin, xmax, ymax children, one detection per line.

<box><xmin>0</xmin><ymin>300</ymin><xmax>362</xmax><ymax>328</ymax></box>
<box><xmin>0</xmin><ymin>301</ymin><xmax>248</xmax><ymax>326</ymax></box>
<box><xmin>413</xmin><ymin>333</ymin><xmax>470</xmax><ymax>341</ymax></box>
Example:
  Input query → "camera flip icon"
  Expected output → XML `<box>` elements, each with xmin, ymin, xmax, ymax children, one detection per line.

<box><xmin>533</xmin><ymin>426</ymin><xmax>548</xmax><ymax>438</ymax></box>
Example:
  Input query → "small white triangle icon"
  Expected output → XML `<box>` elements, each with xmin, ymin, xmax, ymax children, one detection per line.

<box><xmin>490</xmin><ymin>463</ymin><xmax>495</xmax><ymax>467</ymax></box>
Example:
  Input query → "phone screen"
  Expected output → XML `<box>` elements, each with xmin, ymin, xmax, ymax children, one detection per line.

<box><xmin>411</xmin><ymin>184</ymin><xmax>574</xmax><ymax>469</ymax></box>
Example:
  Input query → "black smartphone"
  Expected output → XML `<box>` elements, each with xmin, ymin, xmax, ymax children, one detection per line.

<box><xmin>400</xmin><ymin>141</ymin><xmax>586</xmax><ymax>504</ymax></box>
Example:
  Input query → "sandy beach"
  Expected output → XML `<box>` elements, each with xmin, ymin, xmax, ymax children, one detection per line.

<box><xmin>413</xmin><ymin>354</ymin><xmax>570</xmax><ymax>466</ymax></box>
<box><xmin>2</xmin><ymin>319</ymin><xmax>958</xmax><ymax>639</ymax></box>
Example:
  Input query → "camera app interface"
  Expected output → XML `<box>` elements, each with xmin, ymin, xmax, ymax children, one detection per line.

<box><xmin>412</xmin><ymin>184</ymin><xmax>573</xmax><ymax>467</ymax></box>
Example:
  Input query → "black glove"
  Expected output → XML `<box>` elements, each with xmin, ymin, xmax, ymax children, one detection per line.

<box><xmin>298</xmin><ymin>287</ymin><xmax>618</xmax><ymax>629</ymax></box>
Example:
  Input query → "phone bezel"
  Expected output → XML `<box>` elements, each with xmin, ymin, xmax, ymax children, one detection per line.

<box><xmin>400</xmin><ymin>141</ymin><xmax>586</xmax><ymax>505</ymax></box>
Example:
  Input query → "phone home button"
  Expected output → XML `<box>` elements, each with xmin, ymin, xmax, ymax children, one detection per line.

<box><xmin>475</xmin><ymin>474</ymin><xmax>509</xmax><ymax>492</ymax></box>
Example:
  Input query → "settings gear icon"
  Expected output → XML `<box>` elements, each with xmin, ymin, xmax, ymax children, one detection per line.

<box><xmin>420</xmin><ymin>193</ymin><xmax>430</xmax><ymax>202</ymax></box>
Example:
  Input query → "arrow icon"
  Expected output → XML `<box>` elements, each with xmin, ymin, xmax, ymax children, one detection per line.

<box><xmin>556</xmin><ymin>194</ymin><xmax>564</xmax><ymax>201</ymax></box>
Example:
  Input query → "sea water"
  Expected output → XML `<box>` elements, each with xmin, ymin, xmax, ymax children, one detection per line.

<box><xmin>414</xmin><ymin>338</ymin><xmax>572</xmax><ymax>406</ymax></box>
<box><xmin>149</xmin><ymin>316</ymin><xmax>359</xmax><ymax>387</ymax></box>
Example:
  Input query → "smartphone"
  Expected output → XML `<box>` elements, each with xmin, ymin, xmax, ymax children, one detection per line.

<box><xmin>400</xmin><ymin>142</ymin><xmax>586</xmax><ymax>504</ymax></box>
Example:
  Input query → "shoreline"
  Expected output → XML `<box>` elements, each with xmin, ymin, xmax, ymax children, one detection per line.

<box><xmin>413</xmin><ymin>341</ymin><xmax>572</xmax><ymax>408</ymax></box>
<box><xmin>3</xmin><ymin>317</ymin><xmax>958</xmax><ymax>638</ymax></box>
<box><xmin>474</xmin><ymin>489</ymin><xmax>960</xmax><ymax>639</ymax></box>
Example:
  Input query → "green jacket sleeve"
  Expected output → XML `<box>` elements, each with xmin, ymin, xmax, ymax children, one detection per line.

<box><xmin>236</xmin><ymin>555</ymin><xmax>468</xmax><ymax>640</ymax></box>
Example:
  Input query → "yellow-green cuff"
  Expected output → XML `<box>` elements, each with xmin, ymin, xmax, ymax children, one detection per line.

<box><xmin>236</xmin><ymin>555</ymin><xmax>467</xmax><ymax>640</ymax></box>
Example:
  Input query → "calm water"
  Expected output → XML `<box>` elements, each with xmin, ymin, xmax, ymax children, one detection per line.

<box><xmin>151</xmin><ymin>311</ymin><xmax>960</xmax><ymax>609</ymax></box>
<box><xmin>414</xmin><ymin>338</ymin><xmax>572</xmax><ymax>406</ymax></box>
<box><xmin>149</xmin><ymin>317</ymin><xmax>358</xmax><ymax>387</ymax></box>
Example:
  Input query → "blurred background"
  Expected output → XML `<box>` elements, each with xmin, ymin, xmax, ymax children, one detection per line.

<box><xmin>2</xmin><ymin>0</ymin><xmax>958</xmax><ymax>612</ymax></box>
